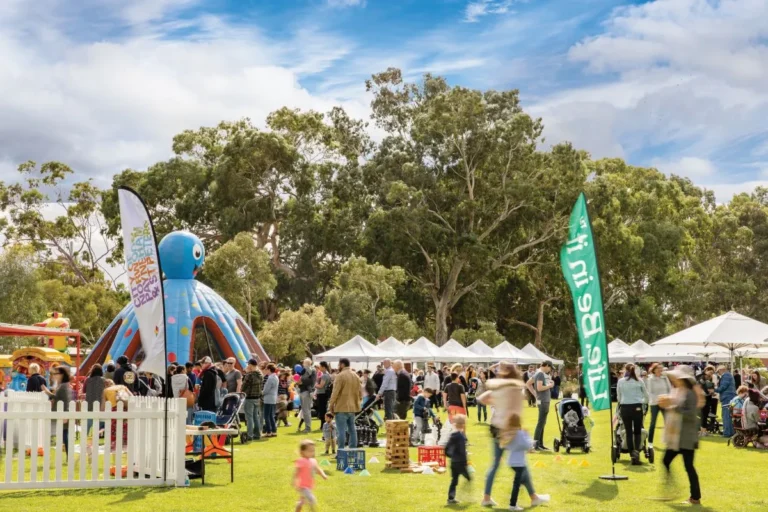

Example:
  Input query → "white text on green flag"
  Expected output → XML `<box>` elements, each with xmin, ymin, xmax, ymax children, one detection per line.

<box><xmin>560</xmin><ymin>192</ymin><xmax>610</xmax><ymax>411</ymax></box>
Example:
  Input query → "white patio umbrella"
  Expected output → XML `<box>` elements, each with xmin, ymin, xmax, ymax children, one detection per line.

<box><xmin>652</xmin><ymin>311</ymin><xmax>768</xmax><ymax>368</ymax></box>
<box><xmin>314</xmin><ymin>335</ymin><xmax>392</xmax><ymax>362</ymax></box>
<box><xmin>635</xmin><ymin>344</ymin><xmax>731</xmax><ymax>364</ymax></box>
<box><xmin>521</xmin><ymin>343</ymin><xmax>564</xmax><ymax>366</ymax></box>
<box><xmin>492</xmin><ymin>341</ymin><xmax>540</xmax><ymax>365</ymax></box>
<box><xmin>467</xmin><ymin>339</ymin><xmax>496</xmax><ymax>362</ymax></box>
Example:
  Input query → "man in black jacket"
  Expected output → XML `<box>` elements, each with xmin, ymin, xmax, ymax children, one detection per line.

<box><xmin>393</xmin><ymin>360</ymin><xmax>412</xmax><ymax>420</ymax></box>
<box><xmin>113</xmin><ymin>356</ymin><xmax>138</xmax><ymax>394</ymax></box>
<box><xmin>197</xmin><ymin>356</ymin><xmax>219</xmax><ymax>412</ymax></box>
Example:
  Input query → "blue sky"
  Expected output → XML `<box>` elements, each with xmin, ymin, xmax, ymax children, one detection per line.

<box><xmin>1</xmin><ymin>0</ymin><xmax>767</xmax><ymax>200</ymax></box>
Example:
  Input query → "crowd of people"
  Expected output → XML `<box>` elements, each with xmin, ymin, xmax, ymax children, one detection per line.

<box><xmin>20</xmin><ymin>351</ymin><xmax>768</xmax><ymax>510</ymax></box>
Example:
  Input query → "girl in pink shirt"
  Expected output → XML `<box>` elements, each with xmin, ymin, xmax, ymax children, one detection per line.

<box><xmin>294</xmin><ymin>440</ymin><xmax>327</xmax><ymax>512</ymax></box>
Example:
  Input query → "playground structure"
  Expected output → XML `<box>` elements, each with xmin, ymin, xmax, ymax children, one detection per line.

<box><xmin>81</xmin><ymin>231</ymin><xmax>269</xmax><ymax>374</ymax></box>
<box><xmin>0</xmin><ymin>323</ymin><xmax>82</xmax><ymax>390</ymax></box>
<box><xmin>34</xmin><ymin>311</ymin><xmax>72</xmax><ymax>352</ymax></box>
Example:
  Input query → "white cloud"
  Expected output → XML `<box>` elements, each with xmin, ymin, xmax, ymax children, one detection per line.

<box><xmin>707</xmin><ymin>180</ymin><xmax>768</xmax><ymax>203</ymax></box>
<box><xmin>326</xmin><ymin>0</ymin><xmax>365</xmax><ymax>7</ymax></box>
<box><xmin>651</xmin><ymin>156</ymin><xmax>716</xmax><ymax>178</ymax></box>
<box><xmin>531</xmin><ymin>0</ymin><xmax>768</xmax><ymax>186</ymax></box>
<box><xmin>0</xmin><ymin>1</ymin><xmax>371</xmax><ymax>187</ymax></box>
<box><xmin>464</xmin><ymin>1</ymin><xmax>512</xmax><ymax>23</ymax></box>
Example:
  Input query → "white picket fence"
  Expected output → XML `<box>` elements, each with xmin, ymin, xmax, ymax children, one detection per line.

<box><xmin>0</xmin><ymin>391</ymin><xmax>186</xmax><ymax>489</ymax></box>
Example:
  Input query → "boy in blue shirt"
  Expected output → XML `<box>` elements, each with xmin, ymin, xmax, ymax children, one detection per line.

<box><xmin>411</xmin><ymin>388</ymin><xmax>436</xmax><ymax>445</ymax></box>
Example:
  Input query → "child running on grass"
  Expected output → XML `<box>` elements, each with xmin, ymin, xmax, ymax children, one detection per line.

<box><xmin>445</xmin><ymin>414</ymin><xmax>471</xmax><ymax>505</ymax></box>
<box><xmin>294</xmin><ymin>440</ymin><xmax>328</xmax><ymax>512</ymax></box>
<box><xmin>506</xmin><ymin>415</ymin><xmax>550</xmax><ymax>511</ymax></box>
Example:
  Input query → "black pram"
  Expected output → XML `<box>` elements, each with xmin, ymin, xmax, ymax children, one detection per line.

<box><xmin>553</xmin><ymin>398</ymin><xmax>591</xmax><ymax>453</ymax></box>
<box><xmin>353</xmin><ymin>396</ymin><xmax>382</xmax><ymax>447</ymax></box>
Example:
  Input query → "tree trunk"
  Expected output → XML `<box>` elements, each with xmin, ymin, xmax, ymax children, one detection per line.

<box><xmin>535</xmin><ymin>301</ymin><xmax>545</xmax><ymax>348</ymax></box>
<box><xmin>435</xmin><ymin>299</ymin><xmax>450</xmax><ymax>345</ymax></box>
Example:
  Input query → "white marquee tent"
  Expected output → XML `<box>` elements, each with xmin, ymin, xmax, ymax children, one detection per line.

<box><xmin>492</xmin><ymin>341</ymin><xmax>539</xmax><ymax>365</ymax></box>
<box><xmin>439</xmin><ymin>339</ymin><xmax>489</xmax><ymax>363</ymax></box>
<box><xmin>521</xmin><ymin>343</ymin><xmax>564</xmax><ymax>366</ymax></box>
<box><xmin>467</xmin><ymin>339</ymin><xmax>496</xmax><ymax>362</ymax></box>
<box><xmin>402</xmin><ymin>337</ymin><xmax>443</xmax><ymax>362</ymax></box>
<box><xmin>377</xmin><ymin>336</ymin><xmax>406</xmax><ymax>354</ymax></box>
<box><xmin>314</xmin><ymin>335</ymin><xmax>391</xmax><ymax>362</ymax></box>
<box><xmin>631</xmin><ymin>340</ymin><xmax>652</xmax><ymax>353</ymax></box>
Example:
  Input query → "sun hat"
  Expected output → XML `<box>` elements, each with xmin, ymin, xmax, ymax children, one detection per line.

<box><xmin>666</xmin><ymin>364</ymin><xmax>696</xmax><ymax>383</ymax></box>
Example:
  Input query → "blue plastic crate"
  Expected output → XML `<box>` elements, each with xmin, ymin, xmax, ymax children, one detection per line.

<box><xmin>336</xmin><ymin>448</ymin><xmax>366</xmax><ymax>471</ymax></box>
<box><xmin>193</xmin><ymin>411</ymin><xmax>218</xmax><ymax>452</ymax></box>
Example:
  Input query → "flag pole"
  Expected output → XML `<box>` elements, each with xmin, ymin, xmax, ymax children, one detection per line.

<box><xmin>118</xmin><ymin>186</ymin><xmax>170</xmax><ymax>483</ymax></box>
<box><xmin>581</xmin><ymin>194</ymin><xmax>626</xmax><ymax>481</ymax></box>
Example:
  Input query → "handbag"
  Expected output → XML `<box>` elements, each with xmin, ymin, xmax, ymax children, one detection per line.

<box><xmin>181</xmin><ymin>388</ymin><xmax>196</xmax><ymax>408</ymax></box>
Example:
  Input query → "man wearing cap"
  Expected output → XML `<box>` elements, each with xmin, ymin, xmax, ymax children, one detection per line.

<box><xmin>113</xmin><ymin>356</ymin><xmax>138</xmax><ymax>394</ymax></box>
<box><xmin>197</xmin><ymin>356</ymin><xmax>219</xmax><ymax>412</ymax></box>
<box><xmin>242</xmin><ymin>358</ymin><xmax>264</xmax><ymax>441</ymax></box>
<box><xmin>224</xmin><ymin>357</ymin><xmax>243</xmax><ymax>394</ymax></box>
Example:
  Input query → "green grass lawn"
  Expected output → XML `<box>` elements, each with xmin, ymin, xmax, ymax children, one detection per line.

<box><xmin>2</xmin><ymin>404</ymin><xmax>767</xmax><ymax>512</ymax></box>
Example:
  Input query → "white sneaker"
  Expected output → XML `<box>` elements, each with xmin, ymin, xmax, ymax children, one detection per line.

<box><xmin>481</xmin><ymin>498</ymin><xmax>498</xmax><ymax>507</ymax></box>
<box><xmin>509</xmin><ymin>507</ymin><xmax>524</xmax><ymax>511</ymax></box>
<box><xmin>531</xmin><ymin>494</ymin><xmax>551</xmax><ymax>507</ymax></box>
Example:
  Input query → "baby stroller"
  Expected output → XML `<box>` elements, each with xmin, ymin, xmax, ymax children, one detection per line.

<box><xmin>553</xmin><ymin>399</ymin><xmax>591</xmax><ymax>454</ymax></box>
<box><xmin>466</xmin><ymin>378</ymin><xmax>480</xmax><ymax>407</ymax></box>
<box><xmin>201</xmin><ymin>392</ymin><xmax>246</xmax><ymax>443</ymax></box>
<box><xmin>612</xmin><ymin>412</ymin><xmax>654</xmax><ymax>464</ymax></box>
<box><xmin>354</xmin><ymin>396</ymin><xmax>383</xmax><ymax>447</ymax></box>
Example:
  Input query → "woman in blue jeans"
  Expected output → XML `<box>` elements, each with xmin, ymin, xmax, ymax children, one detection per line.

<box><xmin>646</xmin><ymin>363</ymin><xmax>670</xmax><ymax>447</ymax></box>
<box><xmin>476</xmin><ymin>362</ymin><xmax>524</xmax><ymax>508</ymax></box>
<box><xmin>262</xmin><ymin>363</ymin><xmax>279</xmax><ymax>437</ymax></box>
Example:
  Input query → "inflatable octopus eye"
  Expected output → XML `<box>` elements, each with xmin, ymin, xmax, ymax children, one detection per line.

<box><xmin>193</xmin><ymin>244</ymin><xmax>203</xmax><ymax>260</ymax></box>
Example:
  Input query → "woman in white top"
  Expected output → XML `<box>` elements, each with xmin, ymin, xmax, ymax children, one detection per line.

<box><xmin>646</xmin><ymin>363</ymin><xmax>670</xmax><ymax>447</ymax></box>
<box><xmin>477</xmin><ymin>361</ymin><xmax>525</xmax><ymax>507</ymax></box>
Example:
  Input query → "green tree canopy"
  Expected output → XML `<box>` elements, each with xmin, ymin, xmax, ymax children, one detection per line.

<box><xmin>257</xmin><ymin>304</ymin><xmax>339</xmax><ymax>363</ymax></box>
<box><xmin>202</xmin><ymin>232</ymin><xmax>277</xmax><ymax>329</ymax></box>
<box><xmin>362</xmin><ymin>68</ymin><xmax>586</xmax><ymax>344</ymax></box>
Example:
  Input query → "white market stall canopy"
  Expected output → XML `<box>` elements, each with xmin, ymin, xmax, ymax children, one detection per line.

<box><xmin>314</xmin><ymin>335</ymin><xmax>391</xmax><ymax>362</ymax></box>
<box><xmin>492</xmin><ymin>341</ymin><xmax>540</xmax><ymax>365</ymax></box>
<box><xmin>439</xmin><ymin>339</ymin><xmax>489</xmax><ymax>363</ymax></box>
<box><xmin>377</xmin><ymin>336</ymin><xmax>406</xmax><ymax>354</ymax></box>
<box><xmin>521</xmin><ymin>343</ymin><xmax>564</xmax><ymax>366</ymax></box>
<box><xmin>579</xmin><ymin>338</ymin><xmax>638</xmax><ymax>364</ymax></box>
<box><xmin>402</xmin><ymin>337</ymin><xmax>443</xmax><ymax>362</ymax></box>
<box><xmin>467</xmin><ymin>339</ymin><xmax>496</xmax><ymax>362</ymax></box>
<box><xmin>607</xmin><ymin>339</ymin><xmax>639</xmax><ymax>363</ymax></box>
<box><xmin>631</xmin><ymin>340</ymin><xmax>652</xmax><ymax>353</ymax></box>
<box><xmin>652</xmin><ymin>311</ymin><xmax>768</xmax><ymax>365</ymax></box>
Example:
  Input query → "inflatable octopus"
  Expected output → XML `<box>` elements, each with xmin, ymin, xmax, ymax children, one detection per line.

<box><xmin>81</xmin><ymin>231</ymin><xmax>268</xmax><ymax>373</ymax></box>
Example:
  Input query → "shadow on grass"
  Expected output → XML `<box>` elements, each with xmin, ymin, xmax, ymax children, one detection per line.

<box><xmin>575</xmin><ymin>479</ymin><xmax>620</xmax><ymax>501</ymax></box>
<box><xmin>1</xmin><ymin>486</ymin><xmax>173</xmax><ymax>503</ymax></box>
<box><xmin>666</xmin><ymin>504</ymin><xmax>717</xmax><ymax>512</ymax></box>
